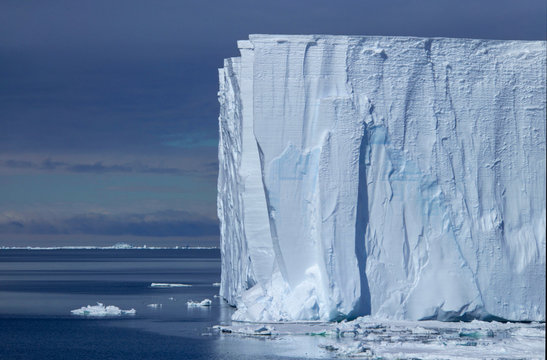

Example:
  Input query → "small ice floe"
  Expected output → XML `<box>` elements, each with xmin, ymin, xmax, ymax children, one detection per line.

<box><xmin>187</xmin><ymin>299</ymin><xmax>212</xmax><ymax>307</ymax></box>
<box><xmin>212</xmin><ymin>282</ymin><xmax>221</xmax><ymax>287</ymax></box>
<box><xmin>323</xmin><ymin>342</ymin><xmax>374</xmax><ymax>357</ymax></box>
<box><xmin>213</xmin><ymin>325</ymin><xmax>276</xmax><ymax>336</ymax></box>
<box><xmin>168</xmin><ymin>297</ymin><xmax>176</xmax><ymax>301</ymax></box>
<box><xmin>213</xmin><ymin>325</ymin><xmax>232</xmax><ymax>334</ymax></box>
<box><xmin>146</xmin><ymin>303</ymin><xmax>162</xmax><ymax>309</ymax></box>
<box><xmin>71</xmin><ymin>302</ymin><xmax>136</xmax><ymax>317</ymax></box>
<box><xmin>150</xmin><ymin>283</ymin><xmax>192</xmax><ymax>288</ymax></box>
<box><xmin>252</xmin><ymin>325</ymin><xmax>274</xmax><ymax>336</ymax></box>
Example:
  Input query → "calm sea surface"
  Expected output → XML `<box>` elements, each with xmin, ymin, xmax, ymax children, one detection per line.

<box><xmin>0</xmin><ymin>249</ymin><xmax>324</xmax><ymax>360</ymax></box>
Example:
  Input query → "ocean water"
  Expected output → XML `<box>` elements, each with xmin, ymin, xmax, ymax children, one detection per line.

<box><xmin>1</xmin><ymin>249</ymin><xmax>544</xmax><ymax>359</ymax></box>
<box><xmin>0</xmin><ymin>249</ymin><xmax>324</xmax><ymax>360</ymax></box>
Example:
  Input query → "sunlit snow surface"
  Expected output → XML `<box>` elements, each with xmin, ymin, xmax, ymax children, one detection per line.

<box><xmin>216</xmin><ymin>318</ymin><xmax>545</xmax><ymax>359</ymax></box>
<box><xmin>70</xmin><ymin>303</ymin><xmax>136</xmax><ymax>316</ymax></box>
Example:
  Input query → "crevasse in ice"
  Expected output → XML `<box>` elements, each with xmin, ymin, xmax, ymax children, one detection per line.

<box><xmin>217</xmin><ymin>35</ymin><xmax>546</xmax><ymax>322</ymax></box>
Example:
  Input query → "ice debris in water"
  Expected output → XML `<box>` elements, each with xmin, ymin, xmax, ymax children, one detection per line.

<box><xmin>146</xmin><ymin>303</ymin><xmax>162</xmax><ymax>309</ymax></box>
<box><xmin>212</xmin><ymin>282</ymin><xmax>221</xmax><ymax>287</ymax></box>
<box><xmin>150</xmin><ymin>283</ymin><xmax>192</xmax><ymax>288</ymax></box>
<box><xmin>70</xmin><ymin>302</ymin><xmax>136</xmax><ymax>316</ymax></box>
<box><xmin>187</xmin><ymin>299</ymin><xmax>212</xmax><ymax>307</ymax></box>
<box><xmin>216</xmin><ymin>317</ymin><xmax>545</xmax><ymax>359</ymax></box>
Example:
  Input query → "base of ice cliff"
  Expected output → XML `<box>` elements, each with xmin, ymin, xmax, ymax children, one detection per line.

<box><xmin>217</xmin><ymin>35</ymin><xmax>546</xmax><ymax>322</ymax></box>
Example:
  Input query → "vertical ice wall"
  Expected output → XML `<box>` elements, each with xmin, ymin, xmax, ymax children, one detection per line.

<box><xmin>218</xmin><ymin>35</ymin><xmax>546</xmax><ymax>322</ymax></box>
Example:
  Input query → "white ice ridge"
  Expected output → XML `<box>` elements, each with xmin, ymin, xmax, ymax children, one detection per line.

<box><xmin>71</xmin><ymin>303</ymin><xmax>136</xmax><ymax>316</ymax></box>
<box><xmin>217</xmin><ymin>35</ymin><xmax>546</xmax><ymax>322</ymax></box>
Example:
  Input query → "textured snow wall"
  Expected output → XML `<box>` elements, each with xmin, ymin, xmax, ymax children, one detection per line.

<box><xmin>217</xmin><ymin>35</ymin><xmax>546</xmax><ymax>322</ymax></box>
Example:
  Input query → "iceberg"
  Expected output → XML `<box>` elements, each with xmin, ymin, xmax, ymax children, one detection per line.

<box><xmin>217</xmin><ymin>35</ymin><xmax>546</xmax><ymax>322</ymax></box>
<box><xmin>70</xmin><ymin>302</ymin><xmax>136</xmax><ymax>316</ymax></box>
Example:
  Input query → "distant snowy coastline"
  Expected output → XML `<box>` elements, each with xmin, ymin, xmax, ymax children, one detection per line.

<box><xmin>150</xmin><ymin>283</ymin><xmax>192</xmax><ymax>288</ymax></box>
<box><xmin>0</xmin><ymin>243</ymin><xmax>219</xmax><ymax>250</ymax></box>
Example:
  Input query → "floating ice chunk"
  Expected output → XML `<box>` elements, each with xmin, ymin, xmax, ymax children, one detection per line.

<box><xmin>150</xmin><ymin>283</ymin><xmax>192</xmax><ymax>288</ymax></box>
<box><xmin>187</xmin><ymin>299</ymin><xmax>212</xmax><ymax>307</ymax></box>
<box><xmin>212</xmin><ymin>282</ymin><xmax>221</xmax><ymax>287</ymax></box>
<box><xmin>146</xmin><ymin>303</ymin><xmax>162</xmax><ymax>309</ymax></box>
<box><xmin>70</xmin><ymin>302</ymin><xmax>136</xmax><ymax>316</ymax></box>
<box><xmin>253</xmin><ymin>326</ymin><xmax>272</xmax><ymax>334</ymax></box>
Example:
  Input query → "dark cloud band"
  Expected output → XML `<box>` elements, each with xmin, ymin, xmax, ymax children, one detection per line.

<box><xmin>0</xmin><ymin>210</ymin><xmax>219</xmax><ymax>237</ymax></box>
<box><xmin>1</xmin><ymin>159</ymin><xmax>217</xmax><ymax>176</ymax></box>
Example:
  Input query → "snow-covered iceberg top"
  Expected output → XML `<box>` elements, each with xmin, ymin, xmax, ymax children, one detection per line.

<box><xmin>218</xmin><ymin>35</ymin><xmax>546</xmax><ymax>322</ymax></box>
<box><xmin>70</xmin><ymin>303</ymin><xmax>136</xmax><ymax>317</ymax></box>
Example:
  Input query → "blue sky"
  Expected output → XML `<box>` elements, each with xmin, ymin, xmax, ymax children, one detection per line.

<box><xmin>0</xmin><ymin>0</ymin><xmax>545</xmax><ymax>246</ymax></box>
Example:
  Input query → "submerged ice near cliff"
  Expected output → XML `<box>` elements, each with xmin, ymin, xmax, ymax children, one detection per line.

<box><xmin>217</xmin><ymin>35</ymin><xmax>546</xmax><ymax>322</ymax></box>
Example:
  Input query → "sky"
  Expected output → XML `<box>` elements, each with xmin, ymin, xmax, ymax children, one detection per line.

<box><xmin>0</xmin><ymin>0</ymin><xmax>545</xmax><ymax>246</ymax></box>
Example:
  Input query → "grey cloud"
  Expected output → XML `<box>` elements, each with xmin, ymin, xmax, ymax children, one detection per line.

<box><xmin>1</xmin><ymin>159</ymin><xmax>213</xmax><ymax>177</ymax></box>
<box><xmin>0</xmin><ymin>210</ymin><xmax>219</xmax><ymax>237</ymax></box>
<box><xmin>40</xmin><ymin>159</ymin><xmax>67</xmax><ymax>170</ymax></box>
<box><xmin>1</xmin><ymin>0</ymin><xmax>544</xmax><ymax>156</ymax></box>
<box><xmin>3</xmin><ymin>160</ymin><xmax>33</xmax><ymax>168</ymax></box>
<box><xmin>66</xmin><ymin>162</ymin><xmax>133</xmax><ymax>174</ymax></box>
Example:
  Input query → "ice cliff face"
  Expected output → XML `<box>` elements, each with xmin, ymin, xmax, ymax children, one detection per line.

<box><xmin>217</xmin><ymin>35</ymin><xmax>546</xmax><ymax>322</ymax></box>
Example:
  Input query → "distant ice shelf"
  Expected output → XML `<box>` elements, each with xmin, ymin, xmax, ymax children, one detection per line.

<box><xmin>0</xmin><ymin>244</ymin><xmax>219</xmax><ymax>250</ymax></box>
<box><xmin>217</xmin><ymin>35</ymin><xmax>546</xmax><ymax>322</ymax></box>
<box><xmin>150</xmin><ymin>283</ymin><xmax>192</xmax><ymax>288</ymax></box>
